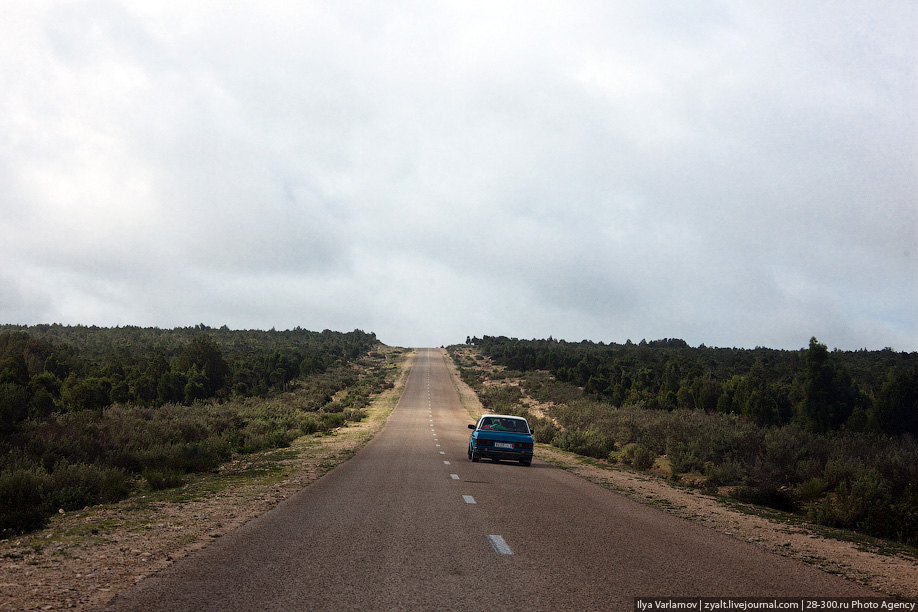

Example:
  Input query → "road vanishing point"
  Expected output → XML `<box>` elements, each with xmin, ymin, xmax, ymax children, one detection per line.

<box><xmin>97</xmin><ymin>348</ymin><xmax>877</xmax><ymax>611</ymax></box>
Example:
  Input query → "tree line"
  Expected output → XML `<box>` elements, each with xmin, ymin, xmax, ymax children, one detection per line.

<box><xmin>0</xmin><ymin>324</ymin><xmax>378</xmax><ymax>429</ymax></box>
<box><xmin>467</xmin><ymin>335</ymin><xmax>918</xmax><ymax>437</ymax></box>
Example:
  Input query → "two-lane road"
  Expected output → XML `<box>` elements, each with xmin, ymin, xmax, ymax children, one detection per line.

<box><xmin>98</xmin><ymin>348</ymin><xmax>876</xmax><ymax>611</ymax></box>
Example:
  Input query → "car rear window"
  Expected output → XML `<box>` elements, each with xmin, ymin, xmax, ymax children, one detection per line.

<box><xmin>479</xmin><ymin>417</ymin><xmax>529</xmax><ymax>433</ymax></box>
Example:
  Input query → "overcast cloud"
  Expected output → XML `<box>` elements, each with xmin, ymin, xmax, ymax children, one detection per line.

<box><xmin>1</xmin><ymin>1</ymin><xmax>915</xmax><ymax>350</ymax></box>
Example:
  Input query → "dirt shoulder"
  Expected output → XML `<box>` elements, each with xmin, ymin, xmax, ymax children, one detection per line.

<box><xmin>0</xmin><ymin>350</ymin><xmax>413</xmax><ymax>612</ymax></box>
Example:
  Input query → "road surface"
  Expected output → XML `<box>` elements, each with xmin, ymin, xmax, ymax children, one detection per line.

<box><xmin>98</xmin><ymin>348</ymin><xmax>876</xmax><ymax>611</ymax></box>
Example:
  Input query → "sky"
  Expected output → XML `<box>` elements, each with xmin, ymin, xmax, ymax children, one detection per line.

<box><xmin>1</xmin><ymin>1</ymin><xmax>916</xmax><ymax>351</ymax></box>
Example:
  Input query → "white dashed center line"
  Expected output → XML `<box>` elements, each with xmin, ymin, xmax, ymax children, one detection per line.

<box><xmin>462</xmin><ymin>495</ymin><xmax>476</xmax><ymax>504</ymax></box>
<box><xmin>450</xmin><ymin>474</ymin><xmax>460</xmax><ymax>480</ymax></box>
<box><xmin>488</xmin><ymin>535</ymin><xmax>513</xmax><ymax>555</ymax></box>
<box><xmin>443</xmin><ymin>461</ymin><xmax>451</xmax><ymax>465</ymax></box>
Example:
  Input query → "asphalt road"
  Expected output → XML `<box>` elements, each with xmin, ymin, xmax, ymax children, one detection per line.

<box><xmin>97</xmin><ymin>348</ymin><xmax>877</xmax><ymax>611</ymax></box>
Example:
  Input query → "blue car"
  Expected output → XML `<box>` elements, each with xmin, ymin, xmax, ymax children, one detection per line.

<box><xmin>468</xmin><ymin>414</ymin><xmax>534</xmax><ymax>466</ymax></box>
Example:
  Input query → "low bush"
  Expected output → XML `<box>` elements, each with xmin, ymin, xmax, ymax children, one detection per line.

<box><xmin>705</xmin><ymin>460</ymin><xmax>746</xmax><ymax>487</ymax></box>
<box><xmin>142</xmin><ymin>468</ymin><xmax>186</xmax><ymax>491</ymax></box>
<box><xmin>0</xmin><ymin>460</ymin><xmax>131</xmax><ymax>535</ymax></box>
<box><xmin>48</xmin><ymin>461</ymin><xmax>130</xmax><ymax>508</ymax></box>
<box><xmin>555</xmin><ymin>428</ymin><xmax>616</xmax><ymax>459</ymax></box>
<box><xmin>532</xmin><ymin>418</ymin><xmax>560</xmax><ymax>444</ymax></box>
<box><xmin>0</xmin><ymin>465</ymin><xmax>52</xmax><ymax>534</ymax></box>
<box><xmin>630</xmin><ymin>445</ymin><xmax>656</xmax><ymax>471</ymax></box>
<box><xmin>479</xmin><ymin>385</ymin><xmax>523</xmax><ymax>413</ymax></box>
<box><xmin>666</xmin><ymin>440</ymin><xmax>705</xmax><ymax>474</ymax></box>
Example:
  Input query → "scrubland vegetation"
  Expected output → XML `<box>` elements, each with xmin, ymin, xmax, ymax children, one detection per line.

<box><xmin>451</xmin><ymin>337</ymin><xmax>918</xmax><ymax>546</ymax></box>
<box><xmin>0</xmin><ymin>324</ymin><xmax>397</xmax><ymax>535</ymax></box>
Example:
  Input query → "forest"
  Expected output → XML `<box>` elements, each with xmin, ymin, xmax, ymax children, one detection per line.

<box><xmin>454</xmin><ymin>336</ymin><xmax>918</xmax><ymax>545</ymax></box>
<box><xmin>0</xmin><ymin>324</ymin><xmax>390</xmax><ymax>535</ymax></box>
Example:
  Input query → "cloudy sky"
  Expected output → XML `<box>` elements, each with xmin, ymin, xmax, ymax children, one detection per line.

<box><xmin>1</xmin><ymin>1</ymin><xmax>915</xmax><ymax>350</ymax></box>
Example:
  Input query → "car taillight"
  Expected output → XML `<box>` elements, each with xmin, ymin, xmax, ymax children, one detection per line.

<box><xmin>477</xmin><ymin>439</ymin><xmax>494</xmax><ymax>446</ymax></box>
<box><xmin>519</xmin><ymin>443</ymin><xmax>533</xmax><ymax>449</ymax></box>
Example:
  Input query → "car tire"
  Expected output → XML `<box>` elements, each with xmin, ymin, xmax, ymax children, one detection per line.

<box><xmin>520</xmin><ymin>458</ymin><xmax>532</xmax><ymax>466</ymax></box>
<box><xmin>470</xmin><ymin>447</ymin><xmax>479</xmax><ymax>462</ymax></box>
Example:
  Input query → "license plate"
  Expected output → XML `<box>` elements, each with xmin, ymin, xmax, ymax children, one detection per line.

<box><xmin>494</xmin><ymin>442</ymin><xmax>513</xmax><ymax>449</ymax></box>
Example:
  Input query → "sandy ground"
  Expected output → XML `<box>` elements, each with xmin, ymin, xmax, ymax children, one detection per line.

<box><xmin>1</xmin><ymin>348</ymin><xmax>915</xmax><ymax>610</ymax></box>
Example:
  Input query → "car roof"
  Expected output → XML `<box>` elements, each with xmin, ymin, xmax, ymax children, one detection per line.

<box><xmin>479</xmin><ymin>414</ymin><xmax>528</xmax><ymax>421</ymax></box>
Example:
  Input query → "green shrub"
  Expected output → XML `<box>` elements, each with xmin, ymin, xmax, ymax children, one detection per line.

<box><xmin>822</xmin><ymin>455</ymin><xmax>869</xmax><ymax>489</ymax></box>
<box><xmin>166</xmin><ymin>442</ymin><xmax>224</xmax><ymax>473</ymax></box>
<box><xmin>705</xmin><ymin>460</ymin><xmax>746</xmax><ymax>486</ymax></box>
<box><xmin>48</xmin><ymin>461</ymin><xmax>130</xmax><ymax>509</ymax></box>
<box><xmin>666</xmin><ymin>440</ymin><xmax>704</xmax><ymax>474</ymax></box>
<box><xmin>630</xmin><ymin>445</ymin><xmax>656</xmax><ymax>471</ymax></box>
<box><xmin>532</xmin><ymin>419</ymin><xmax>560</xmax><ymax>444</ymax></box>
<box><xmin>793</xmin><ymin>477</ymin><xmax>828</xmax><ymax>504</ymax></box>
<box><xmin>808</xmin><ymin>472</ymin><xmax>892</xmax><ymax>531</ymax></box>
<box><xmin>343</xmin><ymin>408</ymin><xmax>366</xmax><ymax>422</ymax></box>
<box><xmin>299</xmin><ymin>414</ymin><xmax>320</xmax><ymax>435</ymax></box>
<box><xmin>556</xmin><ymin>428</ymin><xmax>615</xmax><ymax>459</ymax></box>
<box><xmin>0</xmin><ymin>465</ymin><xmax>52</xmax><ymax>534</ymax></box>
<box><xmin>49</xmin><ymin>485</ymin><xmax>95</xmax><ymax>511</ymax></box>
<box><xmin>479</xmin><ymin>385</ymin><xmax>523</xmax><ymax>413</ymax></box>
<box><xmin>143</xmin><ymin>468</ymin><xmax>185</xmax><ymax>491</ymax></box>
<box><xmin>267</xmin><ymin>429</ymin><xmax>292</xmax><ymax>448</ymax></box>
<box><xmin>239</xmin><ymin>434</ymin><xmax>266</xmax><ymax>454</ymax></box>
<box><xmin>320</xmin><ymin>412</ymin><xmax>346</xmax><ymax>429</ymax></box>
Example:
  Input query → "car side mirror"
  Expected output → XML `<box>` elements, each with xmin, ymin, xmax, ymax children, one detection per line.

<box><xmin>468</xmin><ymin>424</ymin><xmax>475</xmax><ymax>429</ymax></box>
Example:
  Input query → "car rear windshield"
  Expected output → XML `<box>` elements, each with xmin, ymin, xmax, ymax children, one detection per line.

<box><xmin>479</xmin><ymin>417</ymin><xmax>529</xmax><ymax>433</ymax></box>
